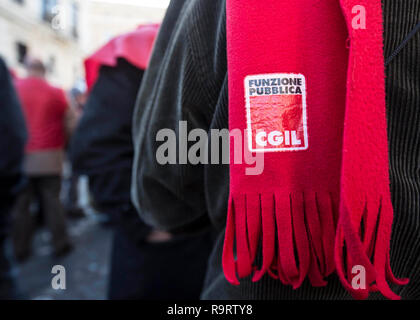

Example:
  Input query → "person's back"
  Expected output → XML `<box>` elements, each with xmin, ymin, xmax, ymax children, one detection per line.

<box><xmin>16</xmin><ymin>77</ymin><xmax>67</xmax><ymax>153</ymax></box>
<box><xmin>132</xmin><ymin>0</ymin><xmax>420</xmax><ymax>300</ymax></box>
<box><xmin>71</xmin><ymin>22</ymin><xmax>213</xmax><ymax>299</ymax></box>
<box><xmin>16</xmin><ymin>72</ymin><xmax>68</xmax><ymax>176</ymax></box>
<box><xmin>12</xmin><ymin>58</ymin><xmax>71</xmax><ymax>261</ymax></box>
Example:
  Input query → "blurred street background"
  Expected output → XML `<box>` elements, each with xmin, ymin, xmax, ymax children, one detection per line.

<box><xmin>0</xmin><ymin>0</ymin><xmax>167</xmax><ymax>87</ymax></box>
<box><xmin>0</xmin><ymin>0</ymin><xmax>169</xmax><ymax>300</ymax></box>
<box><xmin>16</xmin><ymin>213</ymin><xmax>112</xmax><ymax>300</ymax></box>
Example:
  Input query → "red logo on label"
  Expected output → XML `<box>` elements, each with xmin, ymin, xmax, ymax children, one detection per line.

<box><xmin>245</xmin><ymin>73</ymin><xmax>308</xmax><ymax>152</ymax></box>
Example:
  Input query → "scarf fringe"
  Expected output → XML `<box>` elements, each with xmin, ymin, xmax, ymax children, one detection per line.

<box><xmin>335</xmin><ymin>196</ymin><xmax>409</xmax><ymax>300</ymax></box>
<box><xmin>222</xmin><ymin>191</ymin><xmax>408</xmax><ymax>299</ymax></box>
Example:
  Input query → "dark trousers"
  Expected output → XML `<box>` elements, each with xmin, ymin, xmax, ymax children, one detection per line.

<box><xmin>0</xmin><ymin>238</ymin><xmax>21</xmax><ymax>299</ymax></box>
<box><xmin>108</xmin><ymin>225</ymin><xmax>214</xmax><ymax>300</ymax></box>
<box><xmin>12</xmin><ymin>176</ymin><xmax>70</xmax><ymax>259</ymax></box>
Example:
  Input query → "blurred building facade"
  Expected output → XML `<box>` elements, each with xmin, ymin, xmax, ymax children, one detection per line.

<box><xmin>80</xmin><ymin>0</ymin><xmax>167</xmax><ymax>55</ymax></box>
<box><xmin>0</xmin><ymin>0</ymin><xmax>84</xmax><ymax>87</ymax></box>
<box><xmin>0</xmin><ymin>0</ymin><xmax>167</xmax><ymax>89</ymax></box>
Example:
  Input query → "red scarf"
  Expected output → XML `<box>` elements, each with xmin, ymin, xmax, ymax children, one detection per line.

<box><xmin>84</xmin><ymin>24</ymin><xmax>159</xmax><ymax>90</ymax></box>
<box><xmin>224</xmin><ymin>0</ymin><xmax>408</xmax><ymax>299</ymax></box>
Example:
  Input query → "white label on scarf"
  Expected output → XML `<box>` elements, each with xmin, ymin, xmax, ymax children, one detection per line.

<box><xmin>245</xmin><ymin>73</ymin><xmax>308</xmax><ymax>152</ymax></box>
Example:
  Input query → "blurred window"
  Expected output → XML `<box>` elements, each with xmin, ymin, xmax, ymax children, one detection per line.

<box><xmin>16</xmin><ymin>42</ymin><xmax>28</xmax><ymax>64</ymax></box>
<box><xmin>48</xmin><ymin>55</ymin><xmax>56</xmax><ymax>74</ymax></box>
<box><xmin>42</xmin><ymin>0</ymin><xmax>58</xmax><ymax>24</ymax></box>
<box><xmin>71</xmin><ymin>2</ymin><xmax>79</xmax><ymax>39</ymax></box>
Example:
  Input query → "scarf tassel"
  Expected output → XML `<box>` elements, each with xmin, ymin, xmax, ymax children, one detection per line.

<box><xmin>223</xmin><ymin>191</ymin><xmax>337</xmax><ymax>288</ymax></box>
<box><xmin>222</xmin><ymin>192</ymin><xmax>408</xmax><ymax>299</ymax></box>
<box><xmin>335</xmin><ymin>196</ymin><xmax>409</xmax><ymax>300</ymax></box>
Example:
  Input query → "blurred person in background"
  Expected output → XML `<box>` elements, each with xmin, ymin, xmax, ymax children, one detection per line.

<box><xmin>61</xmin><ymin>86</ymin><xmax>87</xmax><ymax>219</ymax></box>
<box><xmin>70</xmin><ymin>24</ymin><xmax>213</xmax><ymax>300</ymax></box>
<box><xmin>12</xmin><ymin>57</ymin><xmax>73</xmax><ymax>262</ymax></box>
<box><xmin>0</xmin><ymin>57</ymin><xmax>27</xmax><ymax>299</ymax></box>
<box><xmin>66</xmin><ymin>86</ymin><xmax>86</xmax><ymax>137</ymax></box>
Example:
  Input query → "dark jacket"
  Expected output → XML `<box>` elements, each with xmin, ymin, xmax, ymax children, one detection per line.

<box><xmin>70</xmin><ymin>58</ymin><xmax>150</xmax><ymax>242</ymax></box>
<box><xmin>132</xmin><ymin>0</ymin><xmax>420</xmax><ymax>299</ymax></box>
<box><xmin>0</xmin><ymin>58</ymin><xmax>26</xmax><ymax>300</ymax></box>
<box><xmin>71</xmin><ymin>58</ymin><xmax>144</xmax><ymax>209</ymax></box>
<box><xmin>0</xmin><ymin>57</ymin><xmax>27</xmax><ymax>239</ymax></box>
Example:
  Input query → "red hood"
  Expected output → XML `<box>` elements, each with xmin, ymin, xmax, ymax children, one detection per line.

<box><xmin>84</xmin><ymin>23</ymin><xmax>160</xmax><ymax>90</ymax></box>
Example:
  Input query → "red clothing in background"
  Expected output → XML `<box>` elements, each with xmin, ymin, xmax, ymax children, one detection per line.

<box><xmin>84</xmin><ymin>23</ymin><xmax>160</xmax><ymax>90</ymax></box>
<box><xmin>15</xmin><ymin>77</ymin><xmax>68</xmax><ymax>152</ymax></box>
